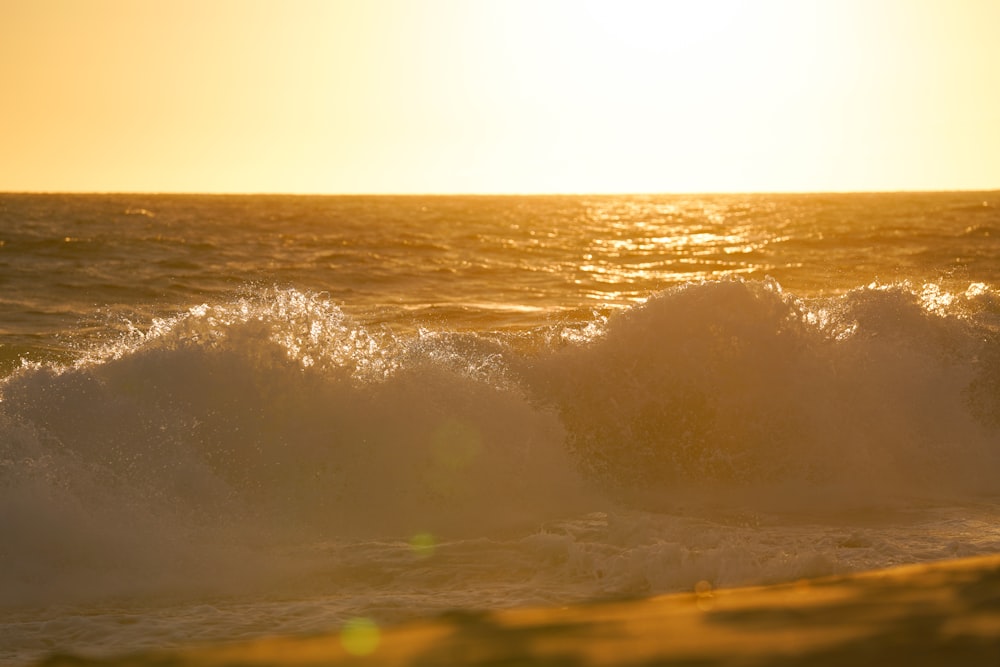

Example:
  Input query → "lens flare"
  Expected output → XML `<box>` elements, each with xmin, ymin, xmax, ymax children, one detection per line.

<box><xmin>409</xmin><ymin>532</ymin><xmax>437</xmax><ymax>559</ymax></box>
<box><xmin>340</xmin><ymin>617</ymin><xmax>380</xmax><ymax>657</ymax></box>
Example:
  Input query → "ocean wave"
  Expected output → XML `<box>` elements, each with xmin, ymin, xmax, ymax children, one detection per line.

<box><xmin>527</xmin><ymin>279</ymin><xmax>1000</xmax><ymax>506</ymax></box>
<box><xmin>2</xmin><ymin>280</ymin><xmax>1000</xmax><ymax>606</ymax></box>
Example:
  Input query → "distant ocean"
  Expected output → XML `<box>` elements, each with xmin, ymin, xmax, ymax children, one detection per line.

<box><xmin>2</xmin><ymin>192</ymin><xmax>1000</xmax><ymax>664</ymax></box>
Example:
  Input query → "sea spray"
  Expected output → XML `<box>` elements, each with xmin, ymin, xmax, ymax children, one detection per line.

<box><xmin>0</xmin><ymin>285</ymin><xmax>996</xmax><ymax>641</ymax></box>
<box><xmin>0</xmin><ymin>289</ymin><xmax>594</xmax><ymax>606</ymax></box>
<box><xmin>524</xmin><ymin>279</ymin><xmax>1000</xmax><ymax>508</ymax></box>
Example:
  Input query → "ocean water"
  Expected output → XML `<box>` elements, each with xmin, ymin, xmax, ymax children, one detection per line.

<box><xmin>2</xmin><ymin>191</ymin><xmax>1000</xmax><ymax>663</ymax></box>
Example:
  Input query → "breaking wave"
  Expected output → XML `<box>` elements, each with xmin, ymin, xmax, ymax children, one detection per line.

<box><xmin>2</xmin><ymin>280</ymin><xmax>1000</xmax><ymax>606</ymax></box>
<box><xmin>528</xmin><ymin>279</ymin><xmax>1000</xmax><ymax>507</ymax></box>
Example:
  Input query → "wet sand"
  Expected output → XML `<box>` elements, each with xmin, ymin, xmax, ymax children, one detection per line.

<box><xmin>37</xmin><ymin>554</ymin><xmax>1000</xmax><ymax>666</ymax></box>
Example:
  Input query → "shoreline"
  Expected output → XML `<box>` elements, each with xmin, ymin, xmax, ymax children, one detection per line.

<box><xmin>36</xmin><ymin>553</ymin><xmax>1000</xmax><ymax>666</ymax></box>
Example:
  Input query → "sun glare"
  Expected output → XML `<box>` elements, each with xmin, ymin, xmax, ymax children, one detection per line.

<box><xmin>448</xmin><ymin>0</ymin><xmax>854</xmax><ymax>193</ymax></box>
<box><xmin>578</xmin><ymin>0</ymin><xmax>753</xmax><ymax>57</ymax></box>
<box><xmin>1</xmin><ymin>0</ymin><xmax>998</xmax><ymax>193</ymax></box>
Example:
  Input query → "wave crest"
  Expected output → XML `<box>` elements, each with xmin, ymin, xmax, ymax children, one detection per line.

<box><xmin>2</xmin><ymin>281</ymin><xmax>1000</xmax><ymax>605</ymax></box>
<box><xmin>528</xmin><ymin>279</ymin><xmax>1000</xmax><ymax>506</ymax></box>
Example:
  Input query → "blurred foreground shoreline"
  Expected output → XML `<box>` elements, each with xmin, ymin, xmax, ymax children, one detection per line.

<box><xmin>36</xmin><ymin>553</ymin><xmax>1000</xmax><ymax>667</ymax></box>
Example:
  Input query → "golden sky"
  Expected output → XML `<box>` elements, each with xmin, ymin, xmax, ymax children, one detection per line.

<box><xmin>3</xmin><ymin>0</ymin><xmax>999</xmax><ymax>194</ymax></box>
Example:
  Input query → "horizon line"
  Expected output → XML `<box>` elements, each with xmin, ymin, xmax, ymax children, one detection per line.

<box><xmin>2</xmin><ymin>187</ymin><xmax>998</xmax><ymax>197</ymax></box>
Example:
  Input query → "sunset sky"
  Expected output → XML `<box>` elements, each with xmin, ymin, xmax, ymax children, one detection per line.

<box><xmin>3</xmin><ymin>0</ymin><xmax>999</xmax><ymax>194</ymax></box>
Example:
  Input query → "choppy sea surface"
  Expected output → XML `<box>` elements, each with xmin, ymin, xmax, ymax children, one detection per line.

<box><xmin>2</xmin><ymin>192</ymin><xmax>1000</xmax><ymax>663</ymax></box>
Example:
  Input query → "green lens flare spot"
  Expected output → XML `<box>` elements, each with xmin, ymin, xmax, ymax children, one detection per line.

<box><xmin>340</xmin><ymin>616</ymin><xmax>380</xmax><ymax>656</ymax></box>
<box><xmin>409</xmin><ymin>532</ymin><xmax>437</xmax><ymax>558</ymax></box>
